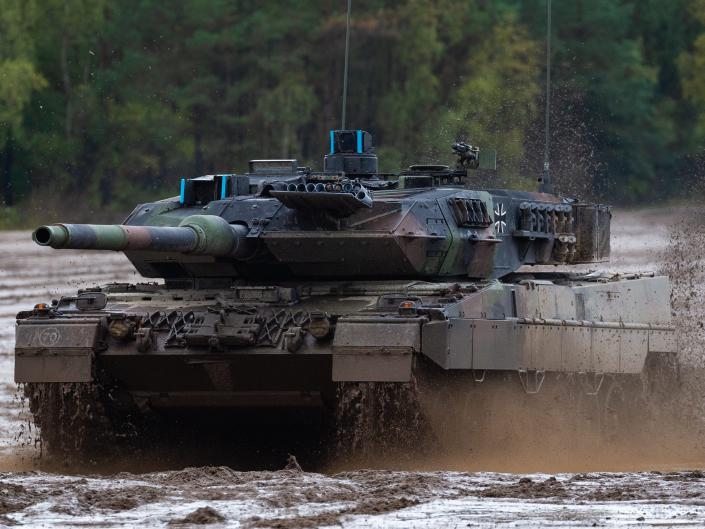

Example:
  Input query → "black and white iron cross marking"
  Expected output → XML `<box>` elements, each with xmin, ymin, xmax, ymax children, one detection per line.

<box><xmin>494</xmin><ymin>203</ymin><xmax>507</xmax><ymax>234</ymax></box>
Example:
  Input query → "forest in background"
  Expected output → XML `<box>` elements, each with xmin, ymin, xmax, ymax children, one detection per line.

<box><xmin>2</xmin><ymin>0</ymin><xmax>705</xmax><ymax>226</ymax></box>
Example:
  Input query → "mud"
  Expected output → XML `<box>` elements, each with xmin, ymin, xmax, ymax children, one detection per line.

<box><xmin>0</xmin><ymin>481</ymin><xmax>36</xmax><ymax>515</ymax></box>
<box><xmin>335</xmin><ymin>379</ymin><xmax>429</xmax><ymax>461</ymax></box>
<box><xmin>169</xmin><ymin>506</ymin><xmax>226</xmax><ymax>525</ymax></box>
<box><xmin>479</xmin><ymin>476</ymin><xmax>569</xmax><ymax>499</ymax></box>
<box><xmin>1</xmin><ymin>208</ymin><xmax>705</xmax><ymax>527</ymax></box>
<box><xmin>2</xmin><ymin>466</ymin><xmax>705</xmax><ymax>526</ymax></box>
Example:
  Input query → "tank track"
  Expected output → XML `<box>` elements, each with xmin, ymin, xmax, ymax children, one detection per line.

<box><xmin>23</xmin><ymin>352</ymin><xmax>680</xmax><ymax>465</ymax></box>
<box><xmin>24</xmin><ymin>381</ymin><xmax>141</xmax><ymax>463</ymax></box>
<box><xmin>334</xmin><ymin>377</ymin><xmax>431</xmax><ymax>462</ymax></box>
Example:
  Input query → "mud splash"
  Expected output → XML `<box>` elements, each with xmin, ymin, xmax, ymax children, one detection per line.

<box><xmin>24</xmin><ymin>382</ymin><xmax>117</xmax><ymax>459</ymax></box>
<box><xmin>335</xmin><ymin>379</ymin><xmax>428</xmax><ymax>462</ymax></box>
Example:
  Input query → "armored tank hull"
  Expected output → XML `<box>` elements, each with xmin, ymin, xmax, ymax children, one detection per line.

<box><xmin>16</xmin><ymin>273</ymin><xmax>675</xmax><ymax>457</ymax></box>
<box><xmin>14</xmin><ymin>130</ymin><xmax>676</xmax><ymax>459</ymax></box>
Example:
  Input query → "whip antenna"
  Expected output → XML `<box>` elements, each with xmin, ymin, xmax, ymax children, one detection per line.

<box><xmin>341</xmin><ymin>0</ymin><xmax>352</xmax><ymax>129</ymax></box>
<box><xmin>539</xmin><ymin>0</ymin><xmax>553</xmax><ymax>193</ymax></box>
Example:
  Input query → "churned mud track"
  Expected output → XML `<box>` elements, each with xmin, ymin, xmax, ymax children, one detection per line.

<box><xmin>1</xmin><ymin>208</ymin><xmax>705</xmax><ymax>527</ymax></box>
<box><xmin>5</xmin><ymin>466</ymin><xmax>705</xmax><ymax>527</ymax></box>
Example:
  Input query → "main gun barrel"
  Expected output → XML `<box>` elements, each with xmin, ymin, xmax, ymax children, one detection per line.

<box><xmin>33</xmin><ymin>215</ymin><xmax>251</xmax><ymax>258</ymax></box>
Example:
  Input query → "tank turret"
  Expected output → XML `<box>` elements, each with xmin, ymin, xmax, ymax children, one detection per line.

<box><xmin>29</xmin><ymin>131</ymin><xmax>609</xmax><ymax>284</ymax></box>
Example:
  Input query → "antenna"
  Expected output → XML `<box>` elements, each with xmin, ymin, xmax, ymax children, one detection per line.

<box><xmin>341</xmin><ymin>0</ymin><xmax>352</xmax><ymax>130</ymax></box>
<box><xmin>538</xmin><ymin>0</ymin><xmax>553</xmax><ymax>193</ymax></box>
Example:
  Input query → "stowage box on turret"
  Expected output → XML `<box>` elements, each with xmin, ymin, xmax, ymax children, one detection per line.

<box><xmin>15</xmin><ymin>130</ymin><xmax>675</xmax><ymax>457</ymax></box>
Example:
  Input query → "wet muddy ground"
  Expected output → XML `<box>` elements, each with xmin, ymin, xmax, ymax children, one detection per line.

<box><xmin>2</xmin><ymin>208</ymin><xmax>705</xmax><ymax>528</ymax></box>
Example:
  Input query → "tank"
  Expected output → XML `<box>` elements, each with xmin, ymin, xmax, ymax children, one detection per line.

<box><xmin>15</xmin><ymin>129</ymin><xmax>676</xmax><ymax>460</ymax></box>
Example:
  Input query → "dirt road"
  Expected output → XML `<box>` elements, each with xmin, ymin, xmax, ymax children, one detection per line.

<box><xmin>2</xmin><ymin>208</ymin><xmax>705</xmax><ymax>528</ymax></box>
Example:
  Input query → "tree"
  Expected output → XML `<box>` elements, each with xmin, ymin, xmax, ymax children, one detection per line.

<box><xmin>427</xmin><ymin>9</ymin><xmax>540</xmax><ymax>186</ymax></box>
<box><xmin>1</xmin><ymin>0</ymin><xmax>704</xmax><ymax>220</ymax></box>
<box><xmin>0</xmin><ymin>0</ymin><xmax>45</xmax><ymax>206</ymax></box>
<box><xmin>680</xmin><ymin>0</ymin><xmax>705</xmax><ymax>144</ymax></box>
<box><xmin>521</xmin><ymin>0</ymin><xmax>679</xmax><ymax>200</ymax></box>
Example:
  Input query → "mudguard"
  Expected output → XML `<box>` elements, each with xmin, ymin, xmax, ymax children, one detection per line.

<box><xmin>15</xmin><ymin>321</ymin><xmax>99</xmax><ymax>383</ymax></box>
